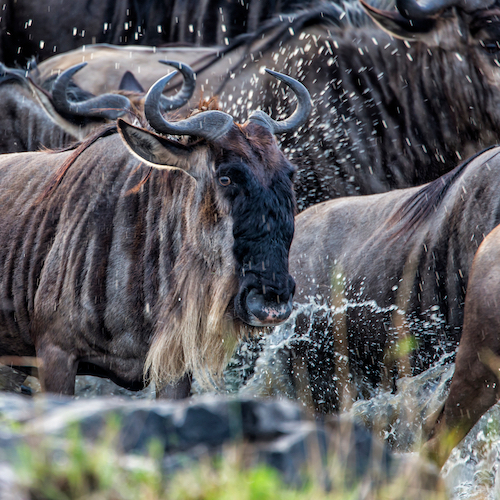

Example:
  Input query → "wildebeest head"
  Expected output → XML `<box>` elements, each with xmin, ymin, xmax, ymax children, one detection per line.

<box><xmin>362</xmin><ymin>0</ymin><xmax>499</xmax><ymax>46</ymax></box>
<box><xmin>118</xmin><ymin>61</ymin><xmax>311</xmax><ymax>329</ymax></box>
<box><xmin>357</xmin><ymin>0</ymin><xmax>500</xmax><ymax>164</ymax></box>
<box><xmin>0</xmin><ymin>62</ymin><xmax>131</xmax><ymax>153</ymax></box>
<box><xmin>34</xmin><ymin>62</ymin><xmax>133</xmax><ymax>136</ymax></box>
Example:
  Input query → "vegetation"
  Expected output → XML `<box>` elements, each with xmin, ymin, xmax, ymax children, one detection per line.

<box><xmin>11</xmin><ymin>416</ymin><xmax>448</xmax><ymax>500</ymax></box>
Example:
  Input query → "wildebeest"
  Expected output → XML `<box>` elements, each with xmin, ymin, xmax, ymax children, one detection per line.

<box><xmin>34</xmin><ymin>44</ymin><xmax>220</xmax><ymax>94</ymax></box>
<box><xmin>204</xmin><ymin>0</ymin><xmax>500</xmax><ymax>209</ymax></box>
<box><xmin>423</xmin><ymin>223</ymin><xmax>500</xmax><ymax>467</ymax></box>
<box><xmin>30</xmin><ymin>1</ymin><xmax>371</xmax><ymax>95</ymax></box>
<box><xmin>0</xmin><ymin>63</ymin><xmax>131</xmax><ymax>153</ymax></box>
<box><xmin>32</xmin><ymin>0</ymin><xmax>500</xmax><ymax>211</ymax></box>
<box><xmin>283</xmin><ymin>146</ymin><xmax>500</xmax><ymax>413</ymax></box>
<box><xmin>0</xmin><ymin>61</ymin><xmax>310</xmax><ymax>397</ymax></box>
<box><xmin>0</xmin><ymin>0</ymin><xmax>310</xmax><ymax>67</ymax></box>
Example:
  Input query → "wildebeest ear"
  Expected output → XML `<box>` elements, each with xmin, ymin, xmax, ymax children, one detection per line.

<box><xmin>28</xmin><ymin>80</ymin><xmax>95</xmax><ymax>140</ymax></box>
<box><xmin>118</xmin><ymin>119</ymin><xmax>195</xmax><ymax>174</ymax></box>
<box><xmin>119</xmin><ymin>71</ymin><xmax>145</xmax><ymax>93</ymax></box>
<box><xmin>360</xmin><ymin>0</ymin><xmax>436</xmax><ymax>40</ymax></box>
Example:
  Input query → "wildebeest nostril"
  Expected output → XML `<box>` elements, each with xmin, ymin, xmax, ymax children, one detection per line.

<box><xmin>246</xmin><ymin>288</ymin><xmax>265</xmax><ymax>313</ymax></box>
<box><xmin>245</xmin><ymin>288</ymin><xmax>293</xmax><ymax>325</ymax></box>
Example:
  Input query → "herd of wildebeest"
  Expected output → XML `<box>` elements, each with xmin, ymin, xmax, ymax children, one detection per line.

<box><xmin>1</xmin><ymin>0</ymin><xmax>500</xmax><ymax>469</ymax></box>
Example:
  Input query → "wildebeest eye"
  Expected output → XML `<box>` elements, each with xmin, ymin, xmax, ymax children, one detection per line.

<box><xmin>481</xmin><ymin>40</ymin><xmax>500</xmax><ymax>53</ymax></box>
<box><xmin>486</xmin><ymin>43</ymin><xmax>500</xmax><ymax>53</ymax></box>
<box><xmin>219</xmin><ymin>176</ymin><xmax>231</xmax><ymax>186</ymax></box>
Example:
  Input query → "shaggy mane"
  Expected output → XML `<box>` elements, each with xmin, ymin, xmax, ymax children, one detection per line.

<box><xmin>144</xmin><ymin>225</ymin><xmax>246</xmax><ymax>389</ymax></box>
<box><xmin>37</xmin><ymin>124</ymin><xmax>118</xmax><ymax>203</ymax></box>
<box><xmin>387</xmin><ymin>145</ymin><xmax>499</xmax><ymax>238</ymax></box>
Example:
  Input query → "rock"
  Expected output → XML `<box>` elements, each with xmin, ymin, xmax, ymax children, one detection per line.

<box><xmin>0</xmin><ymin>366</ymin><xmax>27</xmax><ymax>392</ymax></box>
<box><xmin>0</xmin><ymin>391</ymin><xmax>444</xmax><ymax>496</ymax></box>
<box><xmin>256</xmin><ymin>421</ymin><xmax>323</xmax><ymax>485</ymax></box>
<box><xmin>119</xmin><ymin>406</ymin><xmax>178</xmax><ymax>454</ymax></box>
<box><xmin>0</xmin><ymin>392</ymin><xmax>399</xmax><ymax>486</ymax></box>
<box><xmin>74</xmin><ymin>375</ymin><xmax>155</xmax><ymax>399</ymax></box>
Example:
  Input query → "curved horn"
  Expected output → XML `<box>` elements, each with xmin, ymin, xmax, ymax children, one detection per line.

<box><xmin>156</xmin><ymin>60</ymin><xmax>196</xmax><ymax>111</ymax></box>
<box><xmin>144</xmin><ymin>60</ymin><xmax>234</xmax><ymax>141</ymax></box>
<box><xmin>52</xmin><ymin>62</ymin><xmax>131</xmax><ymax>119</ymax></box>
<box><xmin>395</xmin><ymin>0</ymin><xmax>493</xmax><ymax>18</ymax></box>
<box><xmin>247</xmin><ymin>70</ymin><xmax>312</xmax><ymax>135</ymax></box>
<box><xmin>396</xmin><ymin>0</ymin><xmax>455</xmax><ymax>17</ymax></box>
<box><xmin>360</xmin><ymin>0</ymin><xmax>436</xmax><ymax>38</ymax></box>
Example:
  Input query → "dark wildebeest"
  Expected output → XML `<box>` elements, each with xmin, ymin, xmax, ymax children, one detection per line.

<box><xmin>423</xmin><ymin>223</ymin><xmax>500</xmax><ymax>466</ymax></box>
<box><xmin>0</xmin><ymin>61</ymin><xmax>310</xmax><ymax>397</ymax></box>
<box><xmin>206</xmin><ymin>0</ymin><xmax>500</xmax><ymax>209</ymax></box>
<box><xmin>0</xmin><ymin>63</ymin><xmax>131</xmax><ymax>153</ymax></box>
<box><xmin>0</xmin><ymin>0</ymin><xmax>310</xmax><ymax>67</ymax></box>
<box><xmin>282</xmin><ymin>146</ymin><xmax>500</xmax><ymax>414</ymax></box>
<box><xmin>33</xmin><ymin>0</ymin><xmax>500</xmax><ymax>211</ymax></box>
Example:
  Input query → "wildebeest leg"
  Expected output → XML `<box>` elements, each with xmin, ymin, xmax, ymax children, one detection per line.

<box><xmin>36</xmin><ymin>341</ymin><xmax>78</xmax><ymax>395</ymax></box>
<box><xmin>156</xmin><ymin>373</ymin><xmax>192</xmax><ymax>399</ymax></box>
<box><xmin>424</xmin><ymin>354</ymin><xmax>500</xmax><ymax>467</ymax></box>
<box><xmin>424</xmin><ymin>232</ymin><xmax>500</xmax><ymax>467</ymax></box>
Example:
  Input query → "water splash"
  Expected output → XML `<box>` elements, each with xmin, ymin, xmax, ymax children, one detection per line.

<box><xmin>347</xmin><ymin>356</ymin><xmax>455</xmax><ymax>451</ymax></box>
<box><xmin>226</xmin><ymin>296</ymin><xmax>451</xmax><ymax>403</ymax></box>
<box><xmin>442</xmin><ymin>404</ymin><xmax>500</xmax><ymax>499</ymax></box>
<box><xmin>223</xmin><ymin>297</ymin><xmax>500</xmax><ymax>498</ymax></box>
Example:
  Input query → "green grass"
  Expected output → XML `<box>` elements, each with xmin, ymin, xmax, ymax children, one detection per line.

<box><xmin>12</xmin><ymin>417</ymin><xmax>448</xmax><ymax>500</ymax></box>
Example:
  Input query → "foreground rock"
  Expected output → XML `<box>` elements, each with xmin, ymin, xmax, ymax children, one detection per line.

<box><xmin>0</xmin><ymin>391</ymin><xmax>441</xmax><ymax>497</ymax></box>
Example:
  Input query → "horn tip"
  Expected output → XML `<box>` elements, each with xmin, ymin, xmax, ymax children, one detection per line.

<box><xmin>73</xmin><ymin>61</ymin><xmax>88</xmax><ymax>70</ymax></box>
<box><xmin>158</xmin><ymin>60</ymin><xmax>186</xmax><ymax>72</ymax></box>
<box><xmin>264</xmin><ymin>68</ymin><xmax>279</xmax><ymax>77</ymax></box>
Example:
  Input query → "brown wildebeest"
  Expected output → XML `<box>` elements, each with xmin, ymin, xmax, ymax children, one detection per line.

<box><xmin>32</xmin><ymin>0</ymin><xmax>500</xmax><ymax>212</ymax></box>
<box><xmin>282</xmin><ymin>146</ymin><xmax>500</xmax><ymax>414</ymax></box>
<box><xmin>0</xmin><ymin>62</ymin><xmax>131</xmax><ymax>153</ymax></box>
<box><xmin>33</xmin><ymin>44</ymin><xmax>220</xmax><ymax>95</ymax></box>
<box><xmin>0</xmin><ymin>61</ymin><xmax>310</xmax><ymax>398</ymax></box>
<box><xmin>423</xmin><ymin>223</ymin><xmax>500</xmax><ymax>466</ymax></box>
